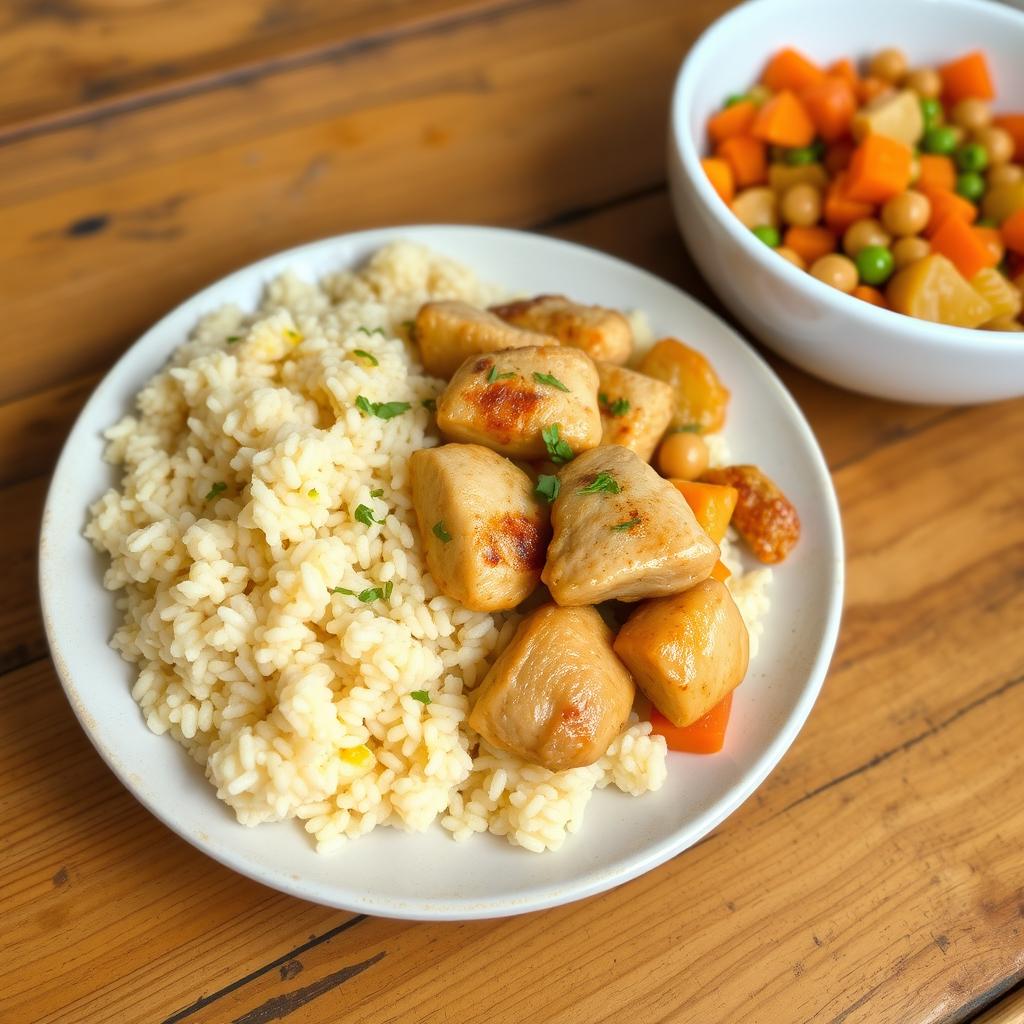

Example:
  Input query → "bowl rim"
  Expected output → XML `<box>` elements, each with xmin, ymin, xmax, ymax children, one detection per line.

<box><xmin>39</xmin><ymin>223</ymin><xmax>845</xmax><ymax>920</ymax></box>
<box><xmin>670</xmin><ymin>0</ymin><xmax>1024</xmax><ymax>354</ymax></box>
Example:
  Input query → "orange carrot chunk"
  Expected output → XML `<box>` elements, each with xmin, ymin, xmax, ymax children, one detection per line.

<box><xmin>844</xmin><ymin>134</ymin><xmax>913</xmax><ymax>203</ymax></box>
<box><xmin>701</xmin><ymin>157</ymin><xmax>735</xmax><ymax>204</ymax></box>
<box><xmin>993</xmin><ymin>114</ymin><xmax>1024</xmax><ymax>162</ymax></box>
<box><xmin>717</xmin><ymin>135</ymin><xmax>767</xmax><ymax>187</ymax></box>
<box><xmin>929</xmin><ymin>215</ymin><xmax>999</xmax><ymax>280</ymax></box>
<box><xmin>783</xmin><ymin>225</ymin><xmax>838</xmax><ymax>265</ymax></box>
<box><xmin>708</xmin><ymin>100</ymin><xmax>758</xmax><ymax>145</ymax></box>
<box><xmin>823</xmin><ymin>172</ymin><xmax>875</xmax><ymax>232</ymax></box>
<box><xmin>650</xmin><ymin>693</ymin><xmax>733</xmax><ymax>755</ymax></box>
<box><xmin>824</xmin><ymin>139</ymin><xmax>855</xmax><ymax>176</ymax></box>
<box><xmin>1002</xmin><ymin>209</ymin><xmax>1024</xmax><ymax>255</ymax></box>
<box><xmin>751</xmin><ymin>90</ymin><xmax>816</xmax><ymax>148</ymax></box>
<box><xmin>852</xmin><ymin>284</ymin><xmax>888</xmax><ymax>308</ymax></box>
<box><xmin>919</xmin><ymin>185</ymin><xmax>978</xmax><ymax>235</ymax></box>
<box><xmin>827</xmin><ymin>57</ymin><xmax>860</xmax><ymax>89</ymax></box>
<box><xmin>669</xmin><ymin>479</ymin><xmax>739</xmax><ymax>544</ymax></box>
<box><xmin>761</xmin><ymin>47</ymin><xmax>824</xmax><ymax>92</ymax></box>
<box><xmin>939</xmin><ymin>51</ymin><xmax>995</xmax><ymax>104</ymax></box>
<box><xmin>800</xmin><ymin>76</ymin><xmax>857</xmax><ymax>141</ymax></box>
<box><xmin>917</xmin><ymin>154</ymin><xmax>957</xmax><ymax>193</ymax></box>
<box><xmin>709</xmin><ymin>560</ymin><xmax>732</xmax><ymax>583</ymax></box>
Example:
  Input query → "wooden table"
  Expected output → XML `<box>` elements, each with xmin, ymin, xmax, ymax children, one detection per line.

<box><xmin>3</xmin><ymin>2</ymin><xmax>1023</xmax><ymax>1021</ymax></box>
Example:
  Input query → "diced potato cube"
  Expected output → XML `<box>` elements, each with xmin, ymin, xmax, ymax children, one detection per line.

<box><xmin>972</xmin><ymin>267</ymin><xmax>1022</xmax><ymax>322</ymax></box>
<box><xmin>638</xmin><ymin>338</ymin><xmax>730</xmax><ymax>433</ymax></box>
<box><xmin>852</xmin><ymin>89</ymin><xmax>924</xmax><ymax>147</ymax></box>
<box><xmin>768</xmin><ymin>162</ymin><xmax>829</xmax><ymax>194</ymax></box>
<box><xmin>981</xmin><ymin>181</ymin><xmax>1024</xmax><ymax>226</ymax></box>
<box><xmin>886</xmin><ymin>253</ymin><xmax>993</xmax><ymax>327</ymax></box>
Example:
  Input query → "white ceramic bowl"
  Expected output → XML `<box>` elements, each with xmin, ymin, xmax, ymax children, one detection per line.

<box><xmin>669</xmin><ymin>0</ymin><xmax>1024</xmax><ymax>405</ymax></box>
<box><xmin>40</xmin><ymin>225</ymin><xmax>843</xmax><ymax>920</ymax></box>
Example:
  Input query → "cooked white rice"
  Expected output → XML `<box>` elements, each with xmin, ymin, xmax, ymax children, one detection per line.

<box><xmin>86</xmin><ymin>241</ymin><xmax>769</xmax><ymax>854</ymax></box>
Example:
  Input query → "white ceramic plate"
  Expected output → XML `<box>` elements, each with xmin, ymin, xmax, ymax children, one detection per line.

<box><xmin>40</xmin><ymin>225</ymin><xmax>843</xmax><ymax>920</ymax></box>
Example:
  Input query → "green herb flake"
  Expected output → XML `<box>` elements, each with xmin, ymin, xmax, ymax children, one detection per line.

<box><xmin>487</xmin><ymin>365</ymin><xmax>516</xmax><ymax>384</ymax></box>
<box><xmin>226</xmin><ymin>335</ymin><xmax>242</xmax><ymax>345</ymax></box>
<box><xmin>354</xmin><ymin>503</ymin><xmax>378</xmax><ymax>527</ymax></box>
<box><xmin>421</xmin><ymin>398</ymin><xmax>437</xmax><ymax>413</ymax></box>
<box><xmin>600</xmin><ymin>393</ymin><xmax>630</xmax><ymax>417</ymax></box>
<box><xmin>578</xmin><ymin>471</ymin><xmax>620</xmax><ymax>495</ymax></box>
<box><xmin>353</xmin><ymin>349</ymin><xmax>379</xmax><ymax>366</ymax></box>
<box><xmin>357</xmin><ymin>326</ymin><xmax>386</xmax><ymax>336</ymax></box>
<box><xmin>355</xmin><ymin>395</ymin><xmax>411</xmax><ymax>420</ymax></box>
<box><xmin>433</xmin><ymin>521</ymin><xmax>452</xmax><ymax>543</ymax></box>
<box><xmin>330</xmin><ymin>587</ymin><xmax>356</xmax><ymax>596</ymax></box>
<box><xmin>204</xmin><ymin>482</ymin><xmax>227</xmax><ymax>502</ymax></box>
<box><xmin>611</xmin><ymin>517</ymin><xmax>642</xmax><ymax>532</ymax></box>
<box><xmin>370</xmin><ymin>488</ymin><xmax>385</xmax><ymax>498</ymax></box>
<box><xmin>354</xmin><ymin>580</ymin><xmax>393</xmax><ymax>603</ymax></box>
<box><xmin>535</xmin><ymin>474</ymin><xmax>560</xmax><ymax>503</ymax></box>
<box><xmin>541</xmin><ymin>423</ymin><xmax>574</xmax><ymax>465</ymax></box>
<box><xmin>308</xmin><ymin>488</ymin><xmax>319</xmax><ymax>499</ymax></box>
<box><xmin>532</xmin><ymin>371</ymin><xmax>570</xmax><ymax>392</ymax></box>
<box><xmin>285</xmin><ymin>328</ymin><xmax>303</xmax><ymax>343</ymax></box>
<box><xmin>410</xmin><ymin>690</ymin><xmax>431</xmax><ymax>705</ymax></box>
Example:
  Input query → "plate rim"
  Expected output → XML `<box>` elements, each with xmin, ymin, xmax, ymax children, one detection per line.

<box><xmin>39</xmin><ymin>223</ymin><xmax>845</xmax><ymax>920</ymax></box>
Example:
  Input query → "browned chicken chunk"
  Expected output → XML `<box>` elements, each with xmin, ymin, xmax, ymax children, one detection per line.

<box><xmin>468</xmin><ymin>604</ymin><xmax>635</xmax><ymax>770</ymax></box>
<box><xmin>541</xmin><ymin>445</ymin><xmax>718</xmax><ymax>606</ymax></box>
<box><xmin>409</xmin><ymin>444</ymin><xmax>549</xmax><ymax>612</ymax></box>
<box><xmin>436</xmin><ymin>346</ymin><xmax>601</xmax><ymax>460</ymax></box>
<box><xmin>596</xmin><ymin>362</ymin><xmax>674</xmax><ymax>461</ymax></box>
<box><xmin>490</xmin><ymin>294</ymin><xmax>633</xmax><ymax>364</ymax></box>
<box><xmin>613</xmin><ymin>579</ymin><xmax>749</xmax><ymax>727</ymax></box>
<box><xmin>414</xmin><ymin>301</ymin><xmax>556</xmax><ymax>379</ymax></box>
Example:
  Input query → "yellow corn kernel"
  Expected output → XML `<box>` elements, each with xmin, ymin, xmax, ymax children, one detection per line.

<box><xmin>340</xmin><ymin>744</ymin><xmax>373</xmax><ymax>768</ymax></box>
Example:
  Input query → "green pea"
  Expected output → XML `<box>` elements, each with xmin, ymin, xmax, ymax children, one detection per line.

<box><xmin>922</xmin><ymin>126</ymin><xmax>958</xmax><ymax>155</ymax></box>
<box><xmin>955</xmin><ymin>142</ymin><xmax>988</xmax><ymax>172</ymax></box>
<box><xmin>976</xmin><ymin>217</ymin><xmax>997</xmax><ymax>228</ymax></box>
<box><xmin>724</xmin><ymin>93</ymin><xmax>749</xmax><ymax>108</ymax></box>
<box><xmin>955</xmin><ymin>171</ymin><xmax>986</xmax><ymax>203</ymax></box>
<box><xmin>785</xmin><ymin>146</ymin><xmax>818</xmax><ymax>166</ymax></box>
<box><xmin>855</xmin><ymin>245</ymin><xmax>895</xmax><ymax>286</ymax></box>
<box><xmin>752</xmin><ymin>225</ymin><xmax>781</xmax><ymax>247</ymax></box>
<box><xmin>920</xmin><ymin>97</ymin><xmax>943</xmax><ymax>132</ymax></box>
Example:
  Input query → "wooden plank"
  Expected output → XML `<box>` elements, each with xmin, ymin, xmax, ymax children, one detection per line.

<box><xmin>0</xmin><ymin>477</ymin><xmax>48</xmax><ymax>675</ymax></box>
<box><xmin>3</xmin><ymin>398</ymin><xmax>1022</xmax><ymax>1023</ymax></box>
<box><xmin>0</xmin><ymin>0</ymin><xmax>509</xmax><ymax>132</ymax></box>
<box><xmin>0</xmin><ymin>0</ymin><xmax>727</xmax><ymax>404</ymax></box>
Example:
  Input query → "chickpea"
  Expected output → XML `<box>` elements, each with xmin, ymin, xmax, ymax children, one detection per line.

<box><xmin>775</xmin><ymin>246</ymin><xmax>806</xmax><ymax>270</ymax></box>
<box><xmin>951</xmin><ymin>98</ymin><xmax>991</xmax><ymax>133</ymax></box>
<box><xmin>988</xmin><ymin>164</ymin><xmax>1024</xmax><ymax>188</ymax></box>
<box><xmin>731</xmin><ymin>186</ymin><xmax>778</xmax><ymax>229</ymax></box>
<box><xmin>892</xmin><ymin>236</ymin><xmax>931</xmax><ymax>269</ymax></box>
<box><xmin>810</xmin><ymin>253</ymin><xmax>858</xmax><ymax>293</ymax></box>
<box><xmin>881</xmin><ymin>191</ymin><xmax>931</xmax><ymax>236</ymax></box>
<box><xmin>843</xmin><ymin>218</ymin><xmax>892</xmax><ymax>256</ymax></box>
<box><xmin>780</xmin><ymin>183</ymin><xmax>822</xmax><ymax>227</ymax></box>
<box><xmin>869</xmin><ymin>47</ymin><xmax>907</xmax><ymax>84</ymax></box>
<box><xmin>657</xmin><ymin>431</ymin><xmax>709</xmax><ymax>481</ymax></box>
<box><xmin>905</xmin><ymin>67</ymin><xmax>942</xmax><ymax>98</ymax></box>
<box><xmin>975</xmin><ymin>126</ymin><xmax>1015</xmax><ymax>166</ymax></box>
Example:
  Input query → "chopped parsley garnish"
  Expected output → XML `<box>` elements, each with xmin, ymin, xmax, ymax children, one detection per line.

<box><xmin>421</xmin><ymin>398</ymin><xmax>437</xmax><ymax>413</ymax></box>
<box><xmin>578</xmin><ymin>472</ymin><xmax>620</xmax><ymax>495</ymax></box>
<box><xmin>599</xmin><ymin>392</ymin><xmax>630</xmax><ymax>417</ymax></box>
<box><xmin>370</xmin><ymin>488</ymin><xmax>384</xmax><ymax>498</ymax></box>
<box><xmin>353</xmin><ymin>349</ymin><xmax>379</xmax><ymax>366</ymax></box>
<box><xmin>535</xmin><ymin>474</ymin><xmax>560</xmax><ymax>503</ymax></box>
<box><xmin>331</xmin><ymin>587</ymin><xmax>356</xmax><ymax>596</ymax></box>
<box><xmin>354</xmin><ymin>504</ymin><xmax>379</xmax><ymax>526</ymax></box>
<box><xmin>541</xmin><ymin>423</ymin><xmax>574</xmax><ymax>464</ymax></box>
<box><xmin>433</xmin><ymin>521</ymin><xmax>452</xmax><ymax>543</ymax></box>
<box><xmin>357</xmin><ymin>326</ymin><xmax>386</xmax><ymax>336</ymax></box>
<box><xmin>611</xmin><ymin>518</ymin><xmax>642</xmax><ymax>532</ymax></box>
<box><xmin>226</xmin><ymin>335</ymin><xmax>242</xmax><ymax>344</ymax></box>
<box><xmin>487</xmin><ymin>365</ymin><xmax>516</xmax><ymax>383</ymax></box>
<box><xmin>331</xmin><ymin>581</ymin><xmax>393</xmax><ymax>602</ymax></box>
<box><xmin>308</xmin><ymin>488</ymin><xmax>319</xmax><ymax>499</ymax></box>
<box><xmin>410</xmin><ymin>690</ymin><xmax>431</xmax><ymax>705</ymax></box>
<box><xmin>204</xmin><ymin>482</ymin><xmax>227</xmax><ymax>502</ymax></box>
<box><xmin>533</xmin><ymin>371</ymin><xmax>569</xmax><ymax>392</ymax></box>
<box><xmin>355</xmin><ymin>395</ymin><xmax>411</xmax><ymax>420</ymax></box>
<box><xmin>285</xmin><ymin>329</ymin><xmax>302</xmax><ymax>343</ymax></box>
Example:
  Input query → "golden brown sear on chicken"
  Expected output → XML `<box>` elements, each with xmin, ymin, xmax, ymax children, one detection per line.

<box><xmin>414</xmin><ymin>300</ymin><xmax>556</xmax><ymax>378</ymax></box>
<box><xmin>490</xmin><ymin>294</ymin><xmax>633</xmax><ymax>364</ymax></box>
<box><xmin>541</xmin><ymin>445</ymin><xmax>718</xmax><ymax>606</ymax></box>
<box><xmin>436</xmin><ymin>345</ymin><xmax>601</xmax><ymax>459</ymax></box>
<box><xmin>409</xmin><ymin>444</ymin><xmax>549</xmax><ymax>612</ymax></box>
<box><xmin>469</xmin><ymin>604</ymin><xmax>635</xmax><ymax>771</ymax></box>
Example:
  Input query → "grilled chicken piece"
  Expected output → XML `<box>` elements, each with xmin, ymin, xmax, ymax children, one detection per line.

<box><xmin>468</xmin><ymin>604</ymin><xmax>635</xmax><ymax>770</ymax></box>
<box><xmin>409</xmin><ymin>444</ymin><xmax>549</xmax><ymax>611</ymax></box>
<box><xmin>596</xmin><ymin>362</ymin><xmax>674</xmax><ymax>461</ymax></box>
<box><xmin>541</xmin><ymin>445</ymin><xmax>718</xmax><ymax>606</ymax></box>
<box><xmin>702</xmin><ymin>465</ymin><xmax>800</xmax><ymax>564</ymax></box>
<box><xmin>414</xmin><ymin>301</ymin><xmax>555</xmax><ymax>379</ymax></box>
<box><xmin>490</xmin><ymin>294</ymin><xmax>633</xmax><ymax>364</ymax></box>
<box><xmin>613</xmin><ymin>579</ymin><xmax>749</xmax><ymax>726</ymax></box>
<box><xmin>436</xmin><ymin>346</ymin><xmax>601</xmax><ymax>460</ymax></box>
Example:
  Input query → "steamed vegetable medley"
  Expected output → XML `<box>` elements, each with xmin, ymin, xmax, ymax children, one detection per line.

<box><xmin>702</xmin><ymin>46</ymin><xmax>1024</xmax><ymax>330</ymax></box>
<box><xmin>409</xmin><ymin>294</ymin><xmax>799</xmax><ymax>765</ymax></box>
